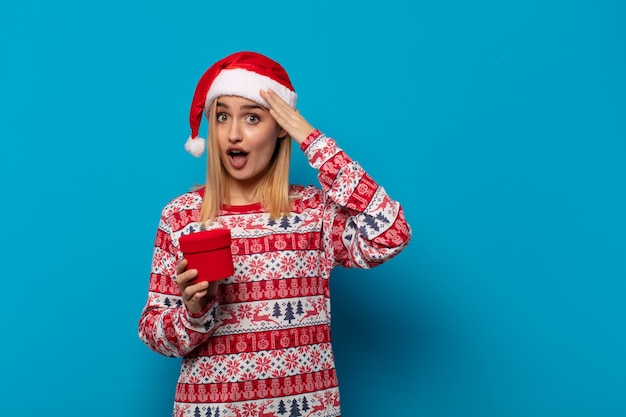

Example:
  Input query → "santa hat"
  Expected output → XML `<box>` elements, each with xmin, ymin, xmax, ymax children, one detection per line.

<box><xmin>184</xmin><ymin>51</ymin><xmax>298</xmax><ymax>157</ymax></box>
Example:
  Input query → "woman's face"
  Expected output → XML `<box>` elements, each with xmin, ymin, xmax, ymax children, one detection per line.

<box><xmin>215</xmin><ymin>95</ymin><xmax>286</xmax><ymax>191</ymax></box>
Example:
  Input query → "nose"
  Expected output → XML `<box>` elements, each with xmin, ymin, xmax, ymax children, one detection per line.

<box><xmin>228</xmin><ymin>119</ymin><xmax>243</xmax><ymax>143</ymax></box>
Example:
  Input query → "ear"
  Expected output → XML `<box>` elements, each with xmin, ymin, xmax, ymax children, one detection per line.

<box><xmin>278</xmin><ymin>128</ymin><xmax>289</xmax><ymax>140</ymax></box>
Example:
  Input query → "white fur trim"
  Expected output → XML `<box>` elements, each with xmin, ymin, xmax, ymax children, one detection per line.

<box><xmin>184</xmin><ymin>135</ymin><xmax>206</xmax><ymax>157</ymax></box>
<box><xmin>205</xmin><ymin>68</ymin><xmax>297</xmax><ymax>114</ymax></box>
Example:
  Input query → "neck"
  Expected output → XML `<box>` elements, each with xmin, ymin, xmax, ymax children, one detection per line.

<box><xmin>227</xmin><ymin>178</ymin><xmax>260</xmax><ymax>206</ymax></box>
<box><xmin>228</xmin><ymin>194</ymin><xmax>259</xmax><ymax>206</ymax></box>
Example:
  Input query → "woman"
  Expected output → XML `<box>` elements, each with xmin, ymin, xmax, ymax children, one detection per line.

<box><xmin>138</xmin><ymin>51</ymin><xmax>411</xmax><ymax>417</ymax></box>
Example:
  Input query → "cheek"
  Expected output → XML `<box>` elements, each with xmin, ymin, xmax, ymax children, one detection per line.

<box><xmin>214</xmin><ymin>126</ymin><xmax>229</xmax><ymax>147</ymax></box>
<box><xmin>251</xmin><ymin>128</ymin><xmax>279</xmax><ymax>152</ymax></box>
<box><xmin>249</xmin><ymin>124</ymin><xmax>278</xmax><ymax>138</ymax></box>
<box><xmin>266</xmin><ymin>136</ymin><xmax>280</xmax><ymax>153</ymax></box>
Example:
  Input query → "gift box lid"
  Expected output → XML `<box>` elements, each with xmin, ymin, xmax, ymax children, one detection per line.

<box><xmin>179</xmin><ymin>228</ymin><xmax>232</xmax><ymax>254</ymax></box>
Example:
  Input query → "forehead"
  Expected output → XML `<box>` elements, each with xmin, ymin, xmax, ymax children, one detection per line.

<box><xmin>216</xmin><ymin>95</ymin><xmax>268</xmax><ymax>110</ymax></box>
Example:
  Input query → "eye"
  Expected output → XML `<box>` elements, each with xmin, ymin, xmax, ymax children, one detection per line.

<box><xmin>244</xmin><ymin>114</ymin><xmax>260</xmax><ymax>124</ymax></box>
<box><xmin>216</xmin><ymin>113</ymin><xmax>229</xmax><ymax>123</ymax></box>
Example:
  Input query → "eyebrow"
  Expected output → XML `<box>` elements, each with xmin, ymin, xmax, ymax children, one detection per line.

<box><xmin>216</xmin><ymin>100</ymin><xmax>265</xmax><ymax>111</ymax></box>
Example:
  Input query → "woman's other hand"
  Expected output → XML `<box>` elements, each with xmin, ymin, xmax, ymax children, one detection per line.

<box><xmin>175</xmin><ymin>259</ymin><xmax>218</xmax><ymax>314</ymax></box>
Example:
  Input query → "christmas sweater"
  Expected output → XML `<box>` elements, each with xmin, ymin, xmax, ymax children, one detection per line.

<box><xmin>138</xmin><ymin>131</ymin><xmax>412</xmax><ymax>417</ymax></box>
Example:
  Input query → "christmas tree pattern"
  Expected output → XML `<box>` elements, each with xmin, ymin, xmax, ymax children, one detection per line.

<box><xmin>138</xmin><ymin>132</ymin><xmax>412</xmax><ymax>416</ymax></box>
<box><xmin>272</xmin><ymin>302</ymin><xmax>282</xmax><ymax>320</ymax></box>
<box><xmin>295</xmin><ymin>300</ymin><xmax>305</xmax><ymax>316</ymax></box>
<box><xmin>279</xmin><ymin>216</ymin><xmax>291</xmax><ymax>230</ymax></box>
<box><xmin>289</xmin><ymin>398</ymin><xmax>302</xmax><ymax>417</ymax></box>
<box><xmin>267</xmin><ymin>299</ymin><xmax>325</xmax><ymax>325</ymax></box>
<box><xmin>283</xmin><ymin>302</ymin><xmax>296</xmax><ymax>324</ymax></box>
<box><xmin>300</xmin><ymin>396</ymin><xmax>310</xmax><ymax>413</ymax></box>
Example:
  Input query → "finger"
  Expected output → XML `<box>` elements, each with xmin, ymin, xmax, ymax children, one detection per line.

<box><xmin>266</xmin><ymin>94</ymin><xmax>305</xmax><ymax>126</ymax></box>
<box><xmin>268</xmin><ymin>107</ymin><xmax>314</xmax><ymax>142</ymax></box>
<box><xmin>261</xmin><ymin>89</ymin><xmax>314</xmax><ymax>143</ymax></box>
<box><xmin>176</xmin><ymin>268</ymin><xmax>198</xmax><ymax>286</ymax></box>
<box><xmin>182</xmin><ymin>280</ymin><xmax>208</xmax><ymax>301</ymax></box>
<box><xmin>262</xmin><ymin>89</ymin><xmax>295</xmax><ymax>116</ymax></box>
<box><xmin>192</xmin><ymin>289</ymin><xmax>208</xmax><ymax>301</ymax></box>
<box><xmin>175</xmin><ymin>258</ymin><xmax>188</xmax><ymax>275</ymax></box>
<box><xmin>267</xmin><ymin>104</ymin><xmax>301</xmax><ymax>130</ymax></box>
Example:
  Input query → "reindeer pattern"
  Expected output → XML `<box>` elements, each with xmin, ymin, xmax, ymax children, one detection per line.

<box><xmin>139</xmin><ymin>132</ymin><xmax>412</xmax><ymax>417</ymax></box>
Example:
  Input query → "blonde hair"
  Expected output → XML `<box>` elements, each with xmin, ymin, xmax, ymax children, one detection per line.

<box><xmin>198</xmin><ymin>99</ymin><xmax>293</xmax><ymax>224</ymax></box>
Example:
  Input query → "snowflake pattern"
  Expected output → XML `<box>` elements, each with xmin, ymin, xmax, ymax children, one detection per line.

<box><xmin>138</xmin><ymin>133</ymin><xmax>411</xmax><ymax>416</ymax></box>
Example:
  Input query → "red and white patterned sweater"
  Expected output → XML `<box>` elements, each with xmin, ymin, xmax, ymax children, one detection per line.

<box><xmin>138</xmin><ymin>131</ymin><xmax>412</xmax><ymax>417</ymax></box>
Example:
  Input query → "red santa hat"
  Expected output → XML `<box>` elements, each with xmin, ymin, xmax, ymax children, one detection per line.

<box><xmin>184</xmin><ymin>51</ymin><xmax>298</xmax><ymax>157</ymax></box>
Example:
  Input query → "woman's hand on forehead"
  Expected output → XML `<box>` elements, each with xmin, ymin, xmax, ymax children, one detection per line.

<box><xmin>260</xmin><ymin>89</ymin><xmax>315</xmax><ymax>145</ymax></box>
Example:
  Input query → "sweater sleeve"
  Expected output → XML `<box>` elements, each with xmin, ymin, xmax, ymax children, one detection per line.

<box><xmin>301</xmin><ymin>130</ymin><xmax>412</xmax><ymax>269</ymax></box>
<box><xmin>137</xmin><ymin>208</ymin><xmax>220</xmax><ymax>358</ymax></box>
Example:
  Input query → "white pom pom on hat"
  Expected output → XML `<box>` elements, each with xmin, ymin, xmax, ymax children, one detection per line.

<box><xmin>184</xmin><ymin>135</ymin><xmax>206</xmax><ymax>157</ymax></box>
<box><xmin>186</xmin><ymin>51</ymin><xmax>298</xmax><ymax>157</ymax></box>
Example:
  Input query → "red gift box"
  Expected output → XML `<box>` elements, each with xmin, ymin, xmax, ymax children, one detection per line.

<box><xmin>179</xmin><ymin>229</ymin><xmax>234</xmax><ymax>282</ymax></box>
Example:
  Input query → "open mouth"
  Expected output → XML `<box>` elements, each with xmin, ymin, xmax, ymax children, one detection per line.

<box><xmin>227</xmin><ymin>149</ymin><xmax>249</xmax><ymax>169</ymax></box>
<box><xmin>228</xmin><ymin>149</ymin><xmax>249</xmax><ymax>159</ymax></box>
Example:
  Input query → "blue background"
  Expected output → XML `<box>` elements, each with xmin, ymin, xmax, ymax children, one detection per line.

<box><xmin>1</xmin><ymin>1</ymin><xmax>624</xmax><ymax>416</ymax></box>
